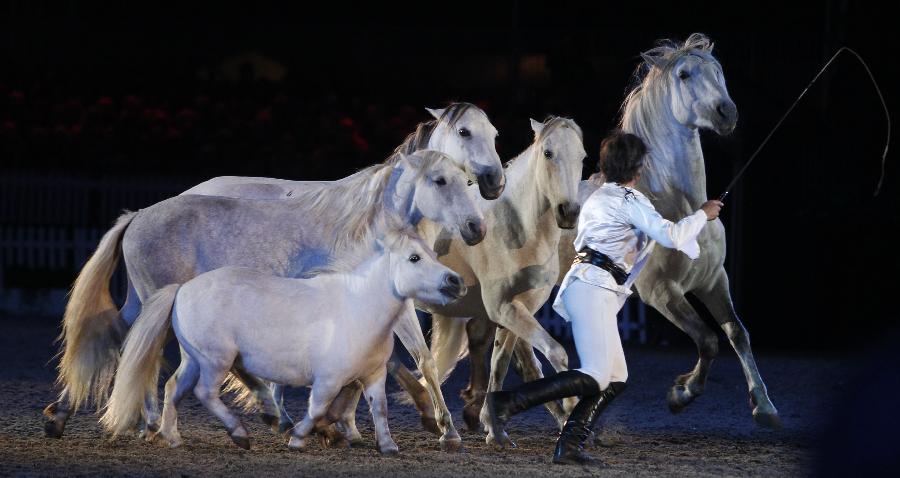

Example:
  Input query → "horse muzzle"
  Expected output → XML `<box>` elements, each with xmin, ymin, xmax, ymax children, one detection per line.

<box><xmin>460</xmin><ymin>217</ymin><xmax>487</xmax><ymax>246</ymax></box>
<box><xmin>476</xmin><ymin>168</ymin><xmax>506</xmax><ymax>200</ymax></box>
<box><xmin>439</xmin><ymin>273</ymin><xmax>467</xmax><ymax>301</ymax></box>
<box><xmin>555</xmin><ymin>202</ymin><xmax>580</xmax><ymax>229</ymax></box>
<box><xmin>712</xmin><ymin>100</ymin><xmax>738</xmax><ymax>135</ymax></box>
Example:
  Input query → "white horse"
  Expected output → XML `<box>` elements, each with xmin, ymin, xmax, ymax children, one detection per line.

<box><xmin>102</xmin><ymin>229</ymin><xmax>466</xmax><ymax>455</ymax></box>
<box><xmin>622</xmin><ymin>33</ymin><xmax>779</xmax><ymax>426</ymax></box>
<box><xmin>46</xmin><ymin>150</ymin><xmax>482</xmax><ymax>450</ymax></box>
<box><xmin>389</xmin><ymin>117</ymin><xmax>586</xmax><ymax>445</ymax></box>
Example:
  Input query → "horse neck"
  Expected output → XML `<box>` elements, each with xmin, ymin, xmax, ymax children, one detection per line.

<box><xmin>342</xmin><ymin>253</ymin><xmax>406</xmax><ymax>318</ymax></box>
<box><xmin>502</xmin><ymin>146</ymin><xmax>555</xmax><ymax>236</ymax></box>
<box><xmin>625</xmin><ymin>95</ymin><xmax>709</xmax><ymax>214</ymax></box>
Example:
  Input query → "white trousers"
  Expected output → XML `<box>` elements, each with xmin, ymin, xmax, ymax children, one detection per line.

<box><xmin>561</xmin><ymin>279</ymin><xmax>629</xmax><ymax>390</ymax></box>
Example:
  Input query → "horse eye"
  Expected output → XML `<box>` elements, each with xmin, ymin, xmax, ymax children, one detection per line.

<box><xmin>678</xmin><ymin>70</ymin><xmax>690</xmax><ymax>80</ymax></box>
<box><xmin>543</xmin><ymin>150</ymin><xmax>553</xmax><ymax>159</ymax></box>
<box><xmin>458</xmin><ymin>128</ymin><xmax>471</xmax><ymax>137</ymax></box>
<box><xmin>434</xmin><ymin>177</ymin><xmax>446</xmax><ymax>186</ymax></box>
<box><xmin>467</xmin><ymin>179</ymin><xmax>474</xmax><ymax>186</ymax></box>
<box><xmin>409</xmin><ymin>254</ymin><xmax>420</xmax><ymax>263</ymax></box>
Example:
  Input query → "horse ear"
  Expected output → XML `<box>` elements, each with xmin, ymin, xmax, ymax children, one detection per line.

<box><xmin>530</xmin><ymin>118</ymin><xmax>544</xmax><ymax>135</ymax></box>
<box><xmin>425</xmin><ymin>107</ymin><xmax>445</xmax><ymax>120</ymax></box>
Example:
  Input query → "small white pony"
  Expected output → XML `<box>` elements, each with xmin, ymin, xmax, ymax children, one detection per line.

<box><xmin>102</xmin><ymin>229</ymin><xmax>465</xmax><ymax>454</ymax></box>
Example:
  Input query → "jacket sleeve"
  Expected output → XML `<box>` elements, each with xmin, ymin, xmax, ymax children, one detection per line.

<box><xmin>625</xmin><ymin>199</ymin><xmax>708</xmax><ymax>259</ymax></box>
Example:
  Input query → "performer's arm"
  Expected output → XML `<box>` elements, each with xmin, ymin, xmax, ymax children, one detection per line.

<box><xmin>626</xmin><ymin>199</ymin><xmax>722</xmax><ymax>257</ymax></box>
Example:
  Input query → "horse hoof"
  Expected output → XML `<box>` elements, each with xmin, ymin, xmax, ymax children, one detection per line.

<box><xmin>44</xmin><ymin>419</ymin><xmax>64</xmax><ymax>439</ymax></box>
<box><xmin>486</xmin><ymin>431</ymin><xmax>517</xmax><ymax>450</ymax></box>
<box><xmin>278</xmin><ymin>420</ymin><xmax>295</xmax><ymax>435</ymax></box>
<box><xmin>288</xmin><ymin>436</ymin><xmax>306</xmax><ymax>451</ymax></box>
<box><xmin>753</xmin><ymin>409</ymin><xmax>782</xmax><ymax>429</ymax></box>
<box><xmin>439</xmin><ymin>436</ymin><xmax>464</xmax><ymax>453</ymax></box>
<box><xmin>420</xmin><ymin>416</ymin><xmax>441</xmax><ymax>436</ymax></box>
<box><xmin>667</xmin><ymin>386</ymin><xmax>693</xmax><ymax>414</ymax></box>
<box><xmin>229</xmin><ymin>434</ymin><xmax>251</xmax><ymax>450</ymax></box>
<box><xmin>380</xmin><ymin>447</ymin><xmax>400</xmax><ymax>456</ymax></box>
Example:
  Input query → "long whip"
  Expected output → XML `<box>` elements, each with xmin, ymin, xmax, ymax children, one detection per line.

<box><xmin>719</xmin><ymin>47</ymin><xmax>890</xmax><ymax>201</ymax></box>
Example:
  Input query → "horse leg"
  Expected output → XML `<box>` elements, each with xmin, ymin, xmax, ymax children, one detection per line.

<box><xmin>229</xmin><ymin>364</ymin><xmax>284</xmax><ymax>434</ymax></box>
<box><xmin>694</xmin><ymin>270</ymin><xmax>780</xmax><ymax>428</ymax></box>
<box><xmin>193</xmin><ymin>365</ymin><xmax>252</xmax><ymax>450</ymax></box>
<box><xmin>386</xmin><ymin>359</ymin><xmax>440</xmax><ymax>435</ymax></box>
<box><xmin>267</xmin><ymin>384</ymin><xmax>296</xmax><ymax>434</ymax></box>
<box><xmin>461</xmin><ymin>316</ymin><xmax>495</xmax><ymax>431</ymax></box>
<box><xmin>287</xmin><ymin>382</ymin><xmax>342</xmax><ymax>451</ymax></box>
<box><xmin>393</xmin><ymin>302</ymin><xmax>462</xmax><ymax>452</ymax></box>
<box><xmin>324</xmin><ymin>382</ymin><xmax>363</xmax><ymax>446</ymax></box>
<box><xmin>511</xmin><ymin>339</ymin><xmax>569</xmax><ymax>429</ymax></box>
<box><xmin>44</xmin><ymin>279</ymin><xmax>141</xmax><ymax>439</ymax></box>
<box><xmin>644</xmin><ymin>282</ymin><xmax>719</xmax><ymax>413</ymax></box>
<box><xmin>489</xmin><ymin>299</ymin><xmax>570</xmax><ymax>376</ymax></box>
<box><xmin>153</xmin><ymin>348</ymin><xmax>199</xmax><ymax>448</ymax></box>
<box><xmin>481</xmin><ymin>327</ymin><xmax>518</xmax><ymax>448</ymax></box>
<box><xmin>361</xmin><ymin>368</ymin><xmax>399</xmax><ymax>455</ymax></box>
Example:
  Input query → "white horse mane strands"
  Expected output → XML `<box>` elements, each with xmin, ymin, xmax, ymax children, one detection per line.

<box><xmin>619</xmin><ymin>33</ymin><xmax>719</xmax><ymax>196</ymax></box>
<box><xmin>291</xmin><ymin>149</ymin><xmax>453</xmax><ymax>259</ymax></box>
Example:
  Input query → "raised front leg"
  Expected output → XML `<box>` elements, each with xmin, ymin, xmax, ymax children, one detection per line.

<box><xmin>392</xmin><ymin>302</ymin><xmax>462</xmax><ymax>452</ymax></box>
<box><xmin>362</xmin><ymin>368</ymin><xmax>399</xmax><ymax>455</ymax></box>
<box><xmin>695</xmin><ymin>269</ymin><xmax>780</xmax><ymax>428</ymax></box>
<box><xmin>642</xmin><ymin>280</ymin><xmax>719</xmax><ymax>414</ymax></box>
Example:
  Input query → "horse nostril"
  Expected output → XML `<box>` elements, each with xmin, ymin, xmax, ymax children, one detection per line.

<box><xmin>445</xmin><ymin>274</ymin><xmax>462</xmax><ymax>288</ymax></box>
<box><xmin>557</xmin><ymin>204</ymin><xmax>566</xmax><ymax>217</ymax></box>
<box><xmin>717</xmin><ymin>104</ymin><xmax>727</xmax><ymax>119</ymax></box>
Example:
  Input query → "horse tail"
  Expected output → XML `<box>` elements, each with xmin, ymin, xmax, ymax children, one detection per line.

<box><xmin>429</xmin><ymin>315</ymin><xmax>470</xmax><ymax>385</ymax></box>
<box><xmin>222</xmin><ymin>373</ymin><xmax>261</xmax><ymax>413</ymax></box>
<box><xmin>56</xmin><ymin>211</ymin><xmax>136</xmax><ymax>411</ymax></box>
<box><xmin>101</xmin><ymin>284</ymin><xmax>178</xmax><ymax>435</ymax></box>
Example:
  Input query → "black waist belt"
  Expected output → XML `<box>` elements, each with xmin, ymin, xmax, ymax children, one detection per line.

<box><xmin>573</xmin><ymin>247</ymin><xmax>629</xmax><ymax>285</ymax></box>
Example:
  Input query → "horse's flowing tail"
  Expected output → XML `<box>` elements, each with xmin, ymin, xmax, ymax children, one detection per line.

<box><xmin>56</xmin><ymin>211</ymin><xmax>136</xmax><ymax>411</ymax></box>
<box><xmin>100</xmin><ymin>284</ymin><xmax>178</xmax><ymax>435</ymax></box>
<box><xmin>429</xmin><ymin>315</ymin><xmax>470</xmax><ymax>385</ymax></box>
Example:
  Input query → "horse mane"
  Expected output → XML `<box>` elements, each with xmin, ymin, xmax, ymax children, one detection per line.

<box><xmin>618</xmin><ymin>33</ymin><xmax>718</xmax><ymax>192</ymax></box>
<box><xmin>296</xmin><ymin>150</ymin><xmax>452</xmax><ymax>273</ymax></box>
<box><xmin>385</xmin><ymin>102</ymin><xmax>479</xmax><ymax>163</ymax></box>
<box><xmin>504</xmin><ymin>115</ymin><xmax>583</xmax><ymax>168</ymax></box>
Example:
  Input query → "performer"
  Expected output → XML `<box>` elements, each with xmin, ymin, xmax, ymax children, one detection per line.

<box><xmin>485</xmin><ymin>131</ymin><xmax>723</xmax><ymax>466</ymax></box>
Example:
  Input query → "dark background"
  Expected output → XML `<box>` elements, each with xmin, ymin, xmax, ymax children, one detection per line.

<box><xmin>0</xmin><ymin>1</ymin><xmax>896</xmax><ymax>351</ymax></box>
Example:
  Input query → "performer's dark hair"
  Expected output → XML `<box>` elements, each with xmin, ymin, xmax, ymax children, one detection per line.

<box><xmin>598</xmin><ymin>130</ymin><xmax>647</xmax><ymax>183</ymax></box>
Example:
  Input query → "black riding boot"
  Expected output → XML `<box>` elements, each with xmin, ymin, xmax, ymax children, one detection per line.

<box><xmin>485</xmin><ymin>370</ymin><xmax>600</xmax><ymax>433</ymax></box>
<box><xmin>553</xmin><ymin>381</ymin><xmax>626</xmax><ymax>466</ymax></box>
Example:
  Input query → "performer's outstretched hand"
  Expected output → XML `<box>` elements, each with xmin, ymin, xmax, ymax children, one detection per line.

<box><xmin>701</xmin><ymin>200</ymin><xmax>724</xmax><ymax>221</ymax></box>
